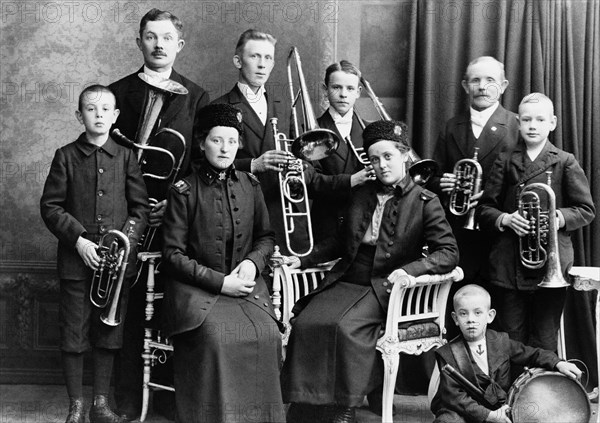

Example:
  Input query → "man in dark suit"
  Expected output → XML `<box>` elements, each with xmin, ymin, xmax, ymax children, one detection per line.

<box><xmin>429</xmin><ymin>56</ymin><xmax>519</xmax><ymax>338</ymax></box>
<box><xmin>212</xmin><ymin>29</ymin><xmax>307</xmax><ymax>255</ymax></box>
<box><xmin>108</xmin><ymin>8</ymin><xmax>209</xmax><ymax>420</ymax></box>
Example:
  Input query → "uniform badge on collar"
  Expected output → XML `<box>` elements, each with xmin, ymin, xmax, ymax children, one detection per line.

<box><xmin>173</xmin><ymin>179</ymin><xmax>191</xmax><ymax>194</ymax></box>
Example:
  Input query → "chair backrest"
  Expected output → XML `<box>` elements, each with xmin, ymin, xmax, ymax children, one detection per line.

<box><xmin>271</xmin><ymin>260</ymin><xmax>337</xmax><ymax>326</ymax></box>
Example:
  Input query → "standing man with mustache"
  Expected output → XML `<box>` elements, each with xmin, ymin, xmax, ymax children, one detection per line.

<box><xmin>428</xmin><ymin>56</ymin><xmax>519</xmax><ymax>338</ymax></box>
<box><xmin>109</xmin><ymin>8</ymin><xmax>209</xmax><ymax>421</ymax></box>
<box><xmin>212</xmin><ymin>29</ymin><xmax>307</xmax><ymax>255</ymax></box>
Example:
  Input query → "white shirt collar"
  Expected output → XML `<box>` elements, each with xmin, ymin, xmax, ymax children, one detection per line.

<box><xmin>470</xmin><ymin>102</ymin><xmax>499</xmax><ymax>126</ymax></box>
<box><xmin>328</xmin><ymin>106</ymin><xmax>354</xmax><ymax>125</ymax></box>
<box><xmin>143</xmin><ymin>65</ymin><xmax>172</xmax><ymax>80</ymax></box>
<box><xmin>237</xmin><ymin>82</ymin><xmax>266</xmax><ymax>102</ymax></box>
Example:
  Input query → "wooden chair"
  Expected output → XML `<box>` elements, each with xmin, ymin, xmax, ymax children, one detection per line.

<box><xmin>377</xmin><ymin>268</ymin><xmax>464</xmax><ymax>422</ymax></box>
<box><xmin>138</xmin><ymin>252</ymin><xmax>173</xmax><ymax>423</ymax></box>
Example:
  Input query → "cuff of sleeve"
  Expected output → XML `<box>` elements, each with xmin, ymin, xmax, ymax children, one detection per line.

<box><xmin>496</xmin><ymin>213</ymin><xmax>507</xmax><ymax>232</ymax></box>
<box><xmin>556</xmin><ymin>209</ymin><xmax>565</xmax><ymax>228</ymax></box>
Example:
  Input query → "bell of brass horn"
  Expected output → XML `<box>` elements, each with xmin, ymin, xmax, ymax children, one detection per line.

<box><xmin>287</xmin><ymin>47</ymin><xmax>340</xmax><ymax>161</ymax></box>
<box><xmin>518</xmin><ymin>171</ymin><xmax>568</xmax><ymax>288</ymax></box>
<box><xmin>358</xmin><ymin>76</ymin><xmax>438</xmax><ymax>186</ymax></box>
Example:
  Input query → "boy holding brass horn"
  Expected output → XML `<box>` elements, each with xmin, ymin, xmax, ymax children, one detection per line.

<box><xmin>40</xmin><ymin>85</ymin><xmax>149</xmax><ymax>423</ymax></box>
<box><xmin>476</xmin><ymin>93</ymin><xmax>595</xmax><ymax>352</ymax></box>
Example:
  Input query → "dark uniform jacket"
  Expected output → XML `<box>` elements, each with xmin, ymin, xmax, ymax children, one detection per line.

<box><xmin>40</xmin><ymin>134</ymin><xmax>150</xmax><ymax>279</ymax></box>
<box><xmin>431</xmin><ymin>329</ymin><xmax>561</xmax><ymax>423</ymax></box>
<box><xmin>294</xmin><ymin>175</ymin><xmax>459</xmax><ymax>314</ymax></box>
<box><xmin>476</xmin><ymin>140</ymin><xmax>595</xmax><ymax>290</ymax></box>
<box><xmin>109</xmin><ymin>67</ymin><xmax>210</xmax><ymax>177</ymax></box>
<box><xmin>430</xmin><ymin>104</ymin><xmax>520</xmax><ymax>205</ymax></box>
<box><xmin>305</xmin><ymin>110</ymin><xmax>365</xmax><ymax>242</ymax></box>
<box><xmin>161</xmin><ymin>161</ymin><xmax>278</xmax><ymax>337</ymax></box>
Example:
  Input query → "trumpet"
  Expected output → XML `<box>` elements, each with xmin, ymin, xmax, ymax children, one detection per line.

<box><xmin>275</xmin><ymin>47</ymin><xmax>342</xmax><ymax>257</ymax></box>
<box><xmin>518</xmin><ymin>171</ymin><xmax>568</xmax><ymax>288</ymax></box>
<box><xmin>449</xmin><ymin>147</ymin><xmax>483</xmax><ymax>230</ymax></box>
<box><xmin>90</xmin><ymin>221</ymin><xmax>135</xmax><ymax>326</ymax></box>
<box><xmin>357</xmin><ymin>77</ymin><xmax>438</xmax><ymax>185</ymax></box>
<box><xmin>112</xmin><ymin>73</ymin><xmax>188</xmax><ymax>285</ymax></box>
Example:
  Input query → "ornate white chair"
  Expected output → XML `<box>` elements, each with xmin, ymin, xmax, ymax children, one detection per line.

<box><xmin>376</xmin><ymin>267</ymin><xmax>464</xmax><ymax>423</ymax></box>
<box><xmin>138</xmin><ymin>252</ymin><xmax>173</xmax><ymax>423</ymax></box>
<box><xmin>570</xmin><ymin>265</ymin><xmax>600</xmax><ymax>420</ymax></box>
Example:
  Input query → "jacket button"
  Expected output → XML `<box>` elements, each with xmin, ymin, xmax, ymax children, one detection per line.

<box><xmin>386</xmin><ymin>289</ymin><xmax>392</xmax><ymax>294</ymax></box>
<box><xmin>254</xmin><ymin>295</ymin><xmax>259</xmax><ymax>300</ymax></box>
<box><xmin>385</xmin><ymin>253</ymin><xmax>391</xmax><ymax>259</ymax></box>
<box><xmin>234</xmin><ymin>207</ymin><xmax>239</xmax><ymax>212</ymax></box>
<box><xmin>235</xmin><ymin>219</ymin><xmax>241</xmax><ymax>224</ymax></box>
<box><xmin>237</xmin><ymin>247</ymin><xmax>242</xmax><ymax>252</ymax></box>
<box><xmin>97</xmin><ymin>190</ymin><xmax>104</xmax><ymax>197</ymax></box>
<box><xmin>96</xmin><ymin>214</ymin><xmax>102</xmax><ymax>221</ymax></box>
<box><xmin>388</xmin><ymin>241</ymin><xmax>394</xmax><ymax>246</ymax></box>
<box><xmin>263</xmin><ymin>302</ymin><xmax>269</xmax><ymax>307</ymax></box>
<box><xmin>236</xmin><ymin>233</ymin><xmax>242</xmax><ymax>238</ymax></box>
<box><xmin>99</xmin><ymin>225</ymin><xmax>106</xmax><ymax>233</ymax></box>
<box><xmin>383</xmin><ymin>281</ymin><xmax>388</xmax><ymax>286</ymax></box>
<box><xmin>98</xmin><ymin>168</ymin><xmax>104</xmax><ymax>174</ymax></box>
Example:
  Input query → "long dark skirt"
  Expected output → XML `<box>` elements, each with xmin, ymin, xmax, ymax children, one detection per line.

<box><xmin>173</xmin><ymin>295</ymin><xmax>285</xmax><ymax>423</ymax></box>
<box><xmin>282</xmin><ymin>282</ymin><xmax>385</xmax><ymax>407</ymax></box>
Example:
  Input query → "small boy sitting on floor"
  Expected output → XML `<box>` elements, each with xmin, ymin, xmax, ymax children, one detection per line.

<box><xmin>430</xmin><ymin>284</ymin><xmax>581</xmax><ymax>423</ymax></box>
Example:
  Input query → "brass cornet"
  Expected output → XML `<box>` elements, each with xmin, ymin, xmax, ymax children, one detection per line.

<box><xmin>518</xmin><ymin>171</ymin><xmax>568</xmax><ymax>288</ymax></box>
<box><xmin>449</xmin><ymin>147</ymin><xmax>483</xmax><ymax>230</ymax></box>
<box><xmin>90</xmin><ymin>221</ymin><xmax>135</xmax><ymax>326</ymax></box>
<box><xmin>357</xmin><ymin>77</ymin><xmax>438</xmax><ymax>185</ymax></box>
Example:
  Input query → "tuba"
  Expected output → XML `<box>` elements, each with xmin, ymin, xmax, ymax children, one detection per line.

<box><xmin>274</xmin><ymin>47</ymin><xmax>342</xmax><ymax>257</ymax></box>
<box><xmin>357</xmin><ymin>77</ymin><xmax>438</xmax><ymax>185</ymax></box>
<box><xmin>449</xmin><ymin>147</ymin><xmax>483</xmax><ymax>230</ymax></box>
<box><xmin>518</xmin><ymin>171</ymin><xmax>568</xmax><ymax>288</ymax></box>
<box><xmin>90</xmin><ymin>221</ymin><xmax>135</xmax><ymax>326</ymax></box>
<box><xmin>112</xmin><ymin>73</ymin><xmax>188</xmax><ymax>285</ymax></box>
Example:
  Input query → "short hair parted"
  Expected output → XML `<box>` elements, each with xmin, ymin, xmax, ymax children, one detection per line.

<box><xmin>234</xmin><ymin>29</ymin><xmax>277</xmax><ymax>56</ymax></box>
<box><xmin>519</xmin><ymin>92</ymin><xmax>555</xmax><ymax>115</ymax></box>
<box><xmin>463</xmin><ymin>56</ymin><xmax>506</xmax><ymax>82</ymax></box>
<box><xmin>139</xmin><ymin>8</ymin><xmax>184</xmax><ymax>39</ymax></box>
<box><xmin>324</xmin><ymin>60</ymin><xmax>362</xmax><ymax>86</ymax></box>
<box><xmin>453</xmin><ymin>284</ymin><xmax>491</xmax><ymax>311</ymax></box>
<box><xmin>78</xmin><ymin>85</ymin><xmax>116</xmax><ymax>111</ymax></box>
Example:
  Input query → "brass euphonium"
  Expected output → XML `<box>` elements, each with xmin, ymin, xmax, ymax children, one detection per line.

<box><xmin>358</xmin><ymin>77</ymin><xmax>438</xmax><ymax>185</ymax></box>
<box><xmin>518</xmin><ymin>171</ymin><xmax>568</xmax><ymax>288</ymax></box>
<box><xmin>111</xmin><ymin>73</ymin><xmax>188</xmax><ymax>285</ymax></box>
<box><xmin>274</xmin><ymin>47</ymin><xmax>342</xmax><ymax>257</ymax></box>
<box><xmin>90</xmin><ymin>221</ymin><xmax>135</xmax><ymax>326</ymax></box>
<box><xmin>449</xmin><ymin>147</ymin><xmax>483</xmax><ymax>230</ymax></box>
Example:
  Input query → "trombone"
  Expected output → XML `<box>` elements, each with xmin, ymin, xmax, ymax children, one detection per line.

<box><xmin>356</xmin><ymin>77</ymin><xmax>438</xmax><ymax>185</ymax></box>
<box><xmin>275</xmin><ymin>47</ymin><xmax>342</xmax><ymax>256</ymax></box>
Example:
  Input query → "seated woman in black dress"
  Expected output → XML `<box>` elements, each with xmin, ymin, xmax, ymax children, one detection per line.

<box><xmin>281</xmin><ymin>120</ymin><xmax>459</xmax><ymax>423</ymax></box>
<box><xmin>161</xmin><ymin>103</ymin><xmax>284</xmax><ymax>423</ymax></box>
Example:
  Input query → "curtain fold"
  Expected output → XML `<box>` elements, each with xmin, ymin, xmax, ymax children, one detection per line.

<box><xmin>402</xmin><ymin>0</ymin><xmax>599</xmax><ymax>388</ymax></box>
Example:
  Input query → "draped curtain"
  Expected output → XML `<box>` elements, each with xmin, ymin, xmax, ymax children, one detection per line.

<box><xmin>402</xmin><ymin>0</ymin><xmax>599</xmax><ymax>386</ymax></box>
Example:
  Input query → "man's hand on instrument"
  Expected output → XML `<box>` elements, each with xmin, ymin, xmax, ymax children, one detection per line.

<box><xmin>440</xmin><ymin>172</ymin><xmax>457</xmax><ymax>193</ymax></box>
<box><xmin>75</xmin><ymin>236</ymin><xmax>100</xmax><ymax>270</ymax></box>
<box><xmin>221</xmin><ymin>275</ymin><xmax>256</xmax><ymax>297</ymax></box>
<box><xmin>231</xmin><ymin>259</ymin><xmax>257</xmax><ymax>282</ymax></box>
<box><xmin>149</xmin><ymin>199</ymin><xmax>167</xmax><ymax>227</ymax></box>
<box><xmin>468</xmin><ymin>190</ymin><xmax>484</xmax><ymax>209</ymax></box>
<box><xmin>486</xmin><ymin>404</ymin><xmax>511</xmax><ymax>423</ymax></box>
<box><xmin>556</xmin><ymin>361</ymin><xmax>583</xmax><ymax>380</ymax></box>
<box><xmin>350</xmin><ymin>165</ymin><xmax>376</xmax><ymax>187</ymax></box>
<box><xmin>251</xmin><ymin>150</ymin><xmax>296</xmax><ymax>173</ymax></box>
<box><xmin>501</xmin><ymin>211</ymin><xmax>531</xmax><ymax>236</ymax></box>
